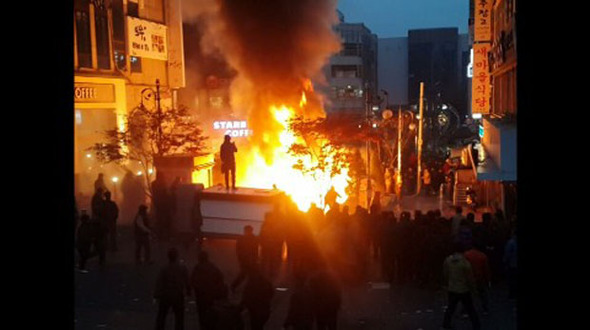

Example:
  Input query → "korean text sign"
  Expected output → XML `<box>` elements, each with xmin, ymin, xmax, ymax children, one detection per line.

<box><xmin>127</xmin><ymin>17</ymin><xmax>168</xmax><ymax>61</ymax></box>
<box><xmin>474</xmin><ymin>0</ymin><xmax>493</xmax><ymax>42</ymax></box>
<box><xmin>472</xmin><ymin>43</ymin><xmax>491</xmax><ymax>114</ymax></box>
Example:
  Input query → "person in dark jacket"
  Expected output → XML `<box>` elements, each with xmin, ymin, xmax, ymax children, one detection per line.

<box><xmin>260</xmin><ymin>206</ymin><xmax>284</xmax><ymax>280</ymax></box>
<box><xmin>239</xmin><ymin>266</ymin><xmax>274</xmax><ymax>330</ymax></box>
<box><xmin>220</xmin><ymin>135</ymin><xmax>238</xmax><ymax>191</ymax></box>
<box><xmin>231</xmin><ymin>225</ymin><xmax>260</xmax><ymax>292</ymax></box>
<box><xmin>134</xmin><ymin>205</ymin><xmax>153</xmax><ymax>264</ymax></box>
<box><xmin>283</xmin><ymin>272</ymin><xmax>313</xmax><ymax>330</ymax></box>
<box><xmin>154</xmin><ymin>248</ymin><xmax>190</xmax><ymax>330</ymax></box>
<box><xmin>94</xmin><ymin>173</ymin><xmax>108</xmax><ymax>193</ymax></box>
<box><xmin>190</xmin><ymin>251</ymin><xmax>226</xmax><ymax>330</ymax></box>
<box><xmin>91</xmin><ymin>187</ymin><xmax>105</xmax><ymax>222</ymax></box>
<box><xmin>76</xmin><ymin>213</ymin><xmax>93</xmax><ymax>272</ymax></box>
<box><xmin>308</xmin><ymin>267</ymin><xmax>341</xmax><ymax>330</ymax></box>
<box><xmin>103</xmin><ymin>191</ymin><xmax>119</xmax><ymax>252</ymax></box>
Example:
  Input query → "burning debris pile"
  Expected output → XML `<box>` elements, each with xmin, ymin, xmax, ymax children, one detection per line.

<box><xmin>183</xmin><ymin>0</ymin><xmax>349</xmax><ymax>210</ymax></box>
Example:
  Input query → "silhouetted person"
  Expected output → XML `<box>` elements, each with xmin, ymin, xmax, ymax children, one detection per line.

<box><xmin>308</xmin><ymin>267</ymin><xmax>341</xmax><ymax>330</ymax></box>
<box><xmin>231</xmin><ymin>225</ymin><xmax>260</xmax><ymax>291</ymax></box>
<box><xmin>324</xmin><ymin>187</ymin><xmax>340</xmax><ymax>211</ymax></box>
<box><xmin>442</xmin><ymin>242</ymin><xmax>480</xmax><ymax>330</ymax></box>
<box><xmin>464</xmin><ymin>242</ymin><xmax>491</xmax><ymax>314</ymax></box>
<box><xmin>121</xmin><ymin>170</ymin><xmax>145</xmax><ymax>224</ymax></box>
<box><xmin>283</xmin><ymin>273</ymin><xmax>313</xmax><ymax>330</ymax></box>
<box><xmin>90</xmin><ymin>208</ymin><xmax>108</xmax><ymax>268</ymax></box>
<box><xmin>451</xmin><ymin>206</ymin><xmax>465</xmax><ymax>238</ymax></box>
<box><xmin>239</xmin><ymin>266</ymin><xmax>274</xmax><ymax>330</ymax></box>
<box><xmin>91</xmin><ymin>187</ymin><xmax>105</xmax><ymax>222</ymax></box>
<box><xmin>220</xmin><ymin>135</ymin><xmax>238</xmax><ymax>191</ymax></box>
<box><xmin>76</xmin><ymin>213</ymin><xmax>93</xmax><ymax>272</ymax></box>
<box><xmin>103</xmin><ymin>191</ymin><xmax>119</xmax><ymax>252</ymax></box>
<box><xmin>154</xmin><ymin>248</ymin><xmax>190</xmax><ymax>330</ymax></box>
<box><xmin>260</xmin><ymin>206</ymin><xmax>284</xmax><ymax>280</ymax></box>
<box><xmin>134</xmin><ymin>205</ymin><xmax>153</xmax><ymax>264</ymax></box>
<box><xmin>94</xmin><ymin>173</ymin><xmax>108</xmax><ymax>193</ymax></box>
<box><xmin>503</xmin><ymin>227</ymin><xmax>517</xmax><ymax>299</ymax></box>
<box><xmin>191</xmin><ymin>251</ymin><xmax>226</xmax><ymax>330</ymax></box>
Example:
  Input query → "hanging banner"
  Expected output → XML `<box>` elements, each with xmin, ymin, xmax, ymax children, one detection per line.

<box><xmin>474</xmin><ymin>0</ymin><xmax>493</xmax><ymax>42</ymax></box>
<box><xmin>127</xmin><ymin>16</ymin><xmax>168</xmax><ymax>61</ymax></box>
<box><xmin>472</xmin><ymin>43</ymin><xmax>491</xmax><ymax>114</ymax></box>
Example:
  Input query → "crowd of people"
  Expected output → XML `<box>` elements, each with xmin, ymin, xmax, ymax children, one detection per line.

<box><xmin>149</xmin><ymin>196</ymin><xmax>516</xmax><ymax>329</ymax></box>
<box><xmin>75</xmin><ymin>170</ymin><xmax>517</xmax><ymax>329</ymax></box>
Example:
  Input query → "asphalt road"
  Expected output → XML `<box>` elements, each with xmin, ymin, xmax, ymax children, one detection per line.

<box><xmin>74</xmin><ymin>226</ymin><xmax>516</xmax><ymax>330</ymax></box>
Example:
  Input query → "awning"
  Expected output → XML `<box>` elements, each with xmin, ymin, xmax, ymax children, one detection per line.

<box><xmin>476</xmin><ymin>156</ymin><xmax>516</xmax><ymax>181</ymax></box>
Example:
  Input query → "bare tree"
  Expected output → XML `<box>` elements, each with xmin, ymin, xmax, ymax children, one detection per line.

<box><xmin>88</xmin><ymin>102</ymin><xmax>208</xmax><ymax>198</ymax></box>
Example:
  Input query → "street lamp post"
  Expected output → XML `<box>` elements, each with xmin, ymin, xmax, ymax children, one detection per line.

<box><xmin>416</xmin><ymin>82</ymin><xmax>425</xmax><ymax>195</ymax></box>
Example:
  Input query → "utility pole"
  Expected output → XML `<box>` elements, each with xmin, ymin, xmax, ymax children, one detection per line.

<box><xmin>417</xmin><ymin>82</ymin><xmax>425</xmax><ymax>195</ymax></box>
<box><xmin>365</xmin><ymin>84</ymin><xmax>372</xmax><ymax>208</ymax></box>
<box><xmin>397</xmin><ymin>105</ymin><xmax>402</xmax><ymax>199</ymax></box>
<box><xmin>155</xmin><ymin>79</ymin><xmax>163</xmax><ymax>157</ymax></box>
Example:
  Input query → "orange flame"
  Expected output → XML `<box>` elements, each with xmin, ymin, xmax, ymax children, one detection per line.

<box><xmin>237</xmin><ymin>88</ymin><xmax>349</xmax><ymax>212</ymax></box>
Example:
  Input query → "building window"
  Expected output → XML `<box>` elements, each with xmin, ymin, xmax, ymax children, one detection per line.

<box><xmin>131</xmin><ymin>56</ymin><xmax>142</xmax><ymax>72</ymax></box>
<box><xmin>143</xmin><ymin>0</ymin><xmax>165</xmax><ymax>23</ymax></box>
<box><xmin>332</xmin><ymin>65</ymin><xmax>359</xmax><ymax>78</ymax></box>
<box><xmin>75</xmin><ymin>0</ymin><xmax>92</xmax><ymax>68</ymax></box>
<box><xmin>341</xmin><ymin>43</ymin><xmax>361</xmax><ymax>56</ymax></box>
<box><xmin>128</xmin><ymin>0</ymin><xmax>139</xmax><ymax>17</ymax></box>
<box><xmin>94</xmin><ymin>0</ymin><xmax>110</xmax><ymax>69</ymax></box>
<box><xmin>112</xmin><ymin>0</ymin><xmax>126</xmax><ymax>70</ymax></box>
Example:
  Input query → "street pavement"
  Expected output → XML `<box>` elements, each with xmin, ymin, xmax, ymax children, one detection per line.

<box><xmin>75</xmin><ymin>223</ymin><xmax>516</xmax><ymax>329</ymax></box>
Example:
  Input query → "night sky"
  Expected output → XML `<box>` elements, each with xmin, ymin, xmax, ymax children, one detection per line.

<box><xmin>337</xmin><ymin>0</ymin><xmax>469</xmax><ymax>38</ymax></box>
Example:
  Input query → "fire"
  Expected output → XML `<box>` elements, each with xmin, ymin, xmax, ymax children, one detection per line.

<box><xmin>237</xmin><ymin>89</ymin><xmax>350</xmax><ymax>212</ymax></box>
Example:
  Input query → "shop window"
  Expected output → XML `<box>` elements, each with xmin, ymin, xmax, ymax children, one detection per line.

<box><xmin>75</xmin><ymin>0</ymin><xmax>92</xmax><ymax>68</ymax></box>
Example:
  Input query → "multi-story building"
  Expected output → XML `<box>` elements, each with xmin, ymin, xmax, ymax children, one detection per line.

<box><xmin>322</xmin><ymin>11</ymin><xmax>378</xmax><ymax>115</ymax></box>
<box><xmin>407</xmin><ymin>28</ymin><xmax>470</xmax><ymax>119</ymax></box>
<box><xmin>74</xmin><ymin>0</ymin><xmax>185</xmax><ymax>204</ymax></box>
<box><xmin>378</xmin><ymin>30</ymin><xmax>469</xmax><ymax>111</ymax></box>
<box><xmin>458</xmin><ymin>0</ymin><xmax>517</xmax><ymax>218</ymax></box>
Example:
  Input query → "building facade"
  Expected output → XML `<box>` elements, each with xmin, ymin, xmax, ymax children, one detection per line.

<box><xmin>322</xmin><ymin>12</ymin><xmax>378</xmax><ymax>115</ymax></box>
<box><xmin>378</xmin><ymin>37</ymin><xmax>408</xmax><ymax>106</ymax></box>
<box><xmin>462</xmin><ymin>0</ymin><xmax>517</xmax><ymax>218</ymax></box>
<box><xmin>378</xmin><ymin>31</ymin><xmax>469</xmax><ymax>111</ymax></box>
<box><xmin>74</xmin><ymin>0</ymin><xmax>185</xmax><ymax>205</ymax></box>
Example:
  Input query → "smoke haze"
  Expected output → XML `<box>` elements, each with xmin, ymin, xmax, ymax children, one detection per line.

<box><xmin>182</xmin><ymin>0</ymin><xmax>342</xmax><ymax>162</ymax></box>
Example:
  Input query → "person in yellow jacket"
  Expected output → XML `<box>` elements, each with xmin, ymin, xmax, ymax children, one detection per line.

<box><xmin>442</xmin><ymin>242</ymin><xmax>481</xmax><ymax>330</ymax></box>
<box><xmin>422</xmin><ymin>168</ymin><xmax>432</xmax><ymax>195</ymax></box>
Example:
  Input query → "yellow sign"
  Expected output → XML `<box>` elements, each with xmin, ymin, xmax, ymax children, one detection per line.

<box><xmin>74</xmin><ymin>83</ymin><xmax>115</xmax><ymax>103</ymax></box>
<box><xmin>474</xmin><ymin>0</ymin><xmax>493</xmax><ymax>42</ymax></box>
<box><xmin>472</xmin><ymin>43</ymin><xmax>491</xmax><ymax>114</ymax></box>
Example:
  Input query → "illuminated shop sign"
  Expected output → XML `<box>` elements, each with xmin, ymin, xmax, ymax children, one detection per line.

<box><xmin>213</xmin><ymin>120</ymin><xmax>252</xmax><ymax>138</ymax></box>
<box><xmin>74</xmin><ymin>83</ymin><xmax>115</xmax><ymax>103</ymax></box>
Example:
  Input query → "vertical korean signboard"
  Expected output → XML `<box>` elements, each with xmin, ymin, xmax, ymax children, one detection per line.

<box><xmin>127</xmin><ymin>17</ymin><xmax>168</xmax><ymax>61</ymax></box>
<box><xmin>472</xmin><ymin>43</ymin><xmax>491</xmax><ymax>114</ymax></box>
<box><xmin>474</xmin><ymin>0</ymin><xmax>493</xmax><ymax>42</ymax></box>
